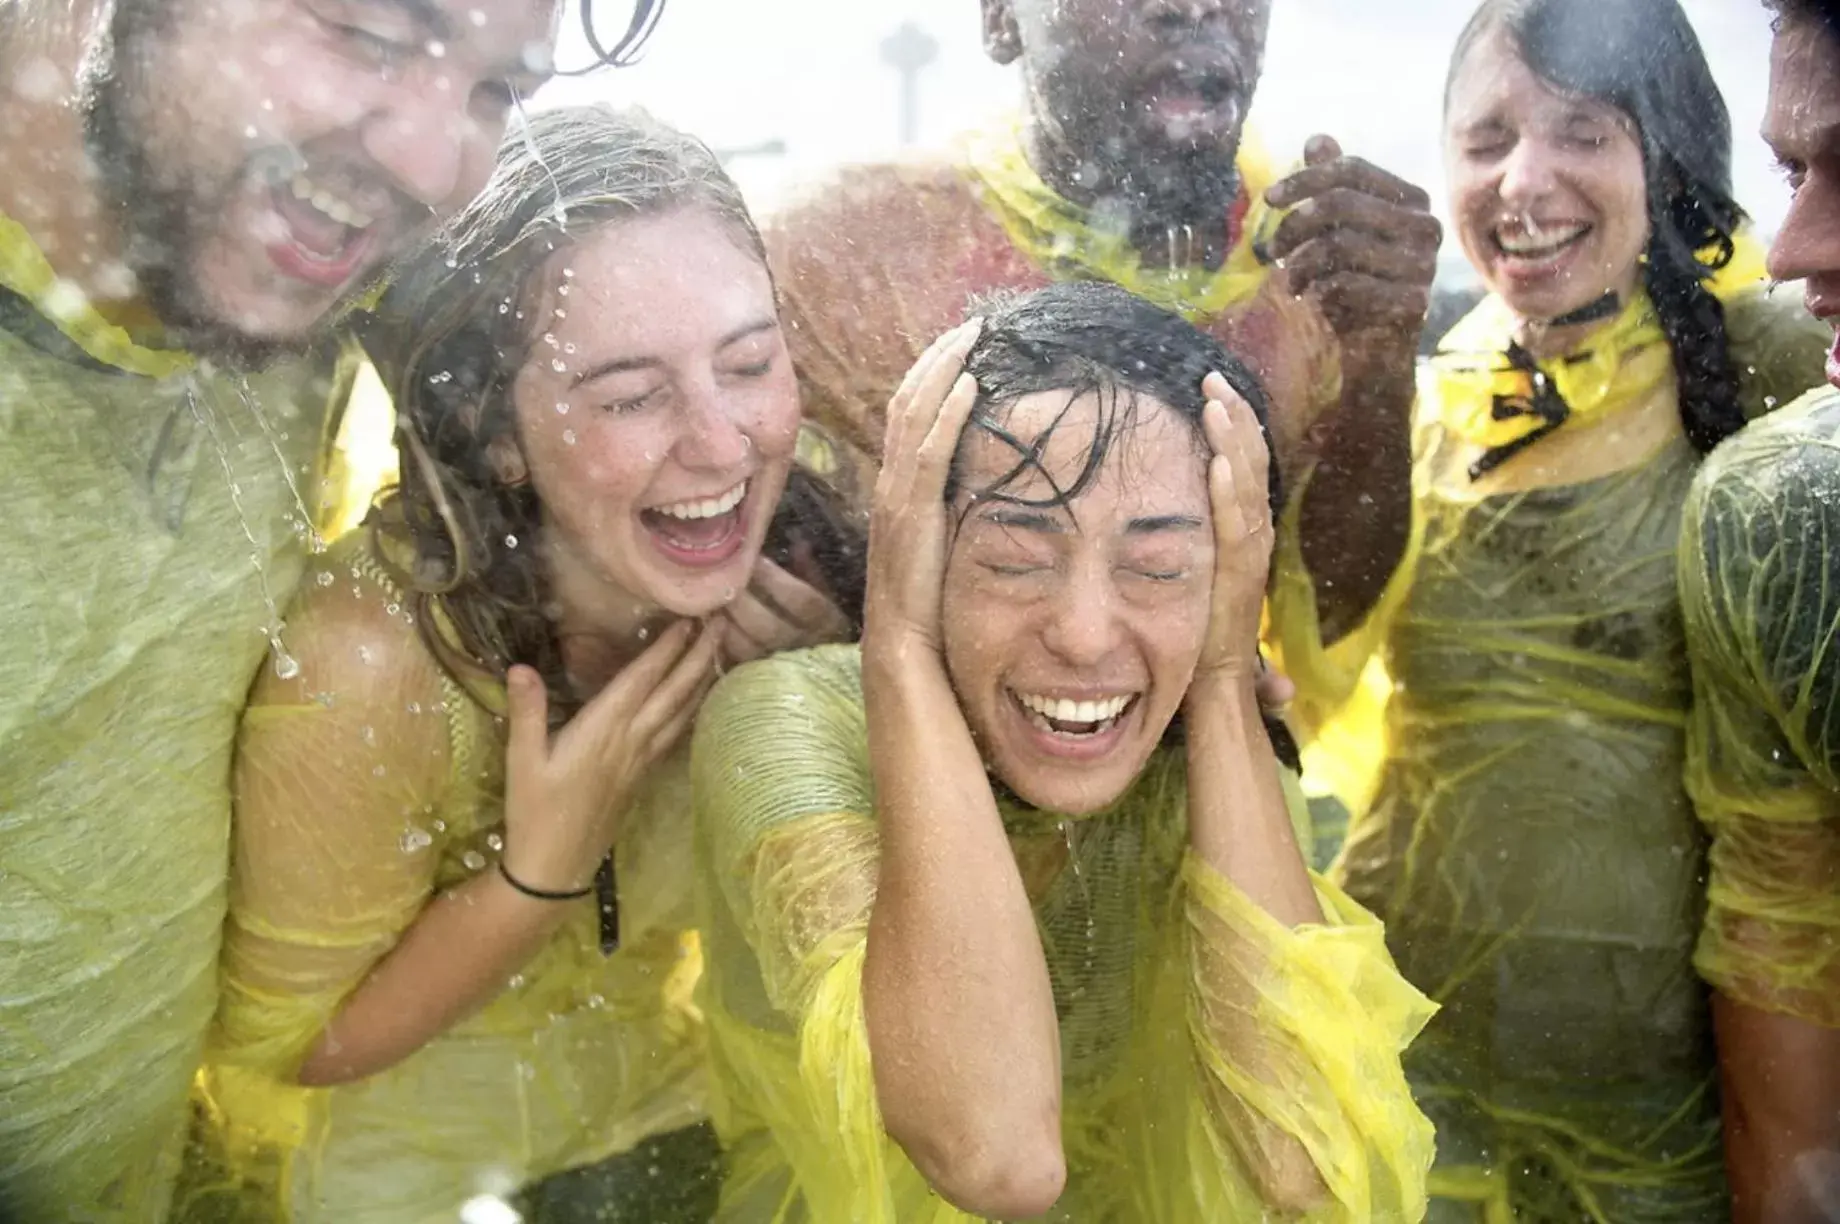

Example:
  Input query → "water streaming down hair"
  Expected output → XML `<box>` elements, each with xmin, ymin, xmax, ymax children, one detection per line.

<box><xmin>361</xmin><ymin>103</ymin><xmax>862</xmax><ymax>723</ymax></box>
<box><xmin>950</xmin><ymin>280</ymin><xmax>1301</xmax><ymax>771</ymax></box>
<box><xmin>1448</xmin><ymin>0</ymin><xmax>1747</xmax><ymax>453</ymax></box>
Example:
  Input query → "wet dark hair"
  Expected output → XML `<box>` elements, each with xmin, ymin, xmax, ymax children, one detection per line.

<box><xmin>362</xmin><ymin>104</ymin><xmax>862</xmax><ymax>724</ymax></box>
<box><xmin>1449</xmin><ymin>0</ymin><xmax>1747</xmax><ymax>454</ymax></box>
<box><xmin>949</xmin><ymin>280</ymin><xmax>1300</xmax><ymax>772</ymax></box>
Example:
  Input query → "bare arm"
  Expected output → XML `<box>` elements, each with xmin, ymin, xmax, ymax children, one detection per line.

<box><xmin>1714</xmin><ymin>992</ymin><xmax>1840</xmax><ymax>1224</ymax></box>
<box><xmin>859</xmin><ymin>324</ymin><xmax>1065</xmax><ymax>1218</ymax></box>
<box><xmin>1266</xmin><ymin>136</ymin><xmax>1439</xmax><ymax>643</ymax></box>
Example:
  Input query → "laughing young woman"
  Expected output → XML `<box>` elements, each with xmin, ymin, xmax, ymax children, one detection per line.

<box><xmin>1270</xmin><ymin>1</ymin><xmax>1831</xmax><ymax>1219</ymax></box>
<box><xmin>177</xmin><ymin>105</ymin><xmax>859</xmax><ymax>1222</ymax></box>
<box><xmin>690</xmin><ymin>281</ymin><xmax>1436</xmax><ymax>1223</ymax></box>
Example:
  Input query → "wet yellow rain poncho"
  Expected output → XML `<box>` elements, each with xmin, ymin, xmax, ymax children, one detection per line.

<box><xmin>1268</xmin><ymin>248</ymin><xmax>1830</xmax><ymax>1221</ymax></box>
<box><xmin>690</xmin><ymin>644</ymin><xmax>1438</xmax><ymax>1223</ymax></box>
<box><xmin>1679</xmin><ymin>383</ymin><xmax>1840</xmax><ymax>1029</ymax></box>
<box><xmin>0</xmin><ymin>211</ymin><xmax>362</xmax><ymax>1221</ymax></box>
<box><xmin>172</xmin><ymin>536</ymin><xmax>707</xmax><ymax>1223</ymax></box>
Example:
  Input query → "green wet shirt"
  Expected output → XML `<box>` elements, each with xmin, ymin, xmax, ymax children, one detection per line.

<box><xmin>0</xmin><ymin>288</ymin><xmax>353</xmax><ymax>1221</ymax></box>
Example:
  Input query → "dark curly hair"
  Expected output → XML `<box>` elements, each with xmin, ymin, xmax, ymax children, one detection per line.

<box><xmin>361</xmin><ymin>104</ymin><xmax>862</xmax><ymax>723</ymax></box>
<box><xmin>1449</xmin><ymin>0</ymin><xmax>1748</xmax><ymax>454</ymax></box>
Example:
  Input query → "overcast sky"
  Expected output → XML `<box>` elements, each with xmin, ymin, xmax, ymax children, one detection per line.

<box><xmin>536</xmin><ymin>0</ymin><xmax>1787</xmax><ymax>265</ymax></box>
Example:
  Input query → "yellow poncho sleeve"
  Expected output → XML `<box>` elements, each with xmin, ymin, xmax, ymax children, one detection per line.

<box><xmin>692</xmin><ymin>644</ymin><xmax>1435</xmax><ymax>1222</ymax></box>
<box><xmin>1680</xmin><ymin>385</ymin><xmax>1840</xmax><ymax>1026</ymax></box>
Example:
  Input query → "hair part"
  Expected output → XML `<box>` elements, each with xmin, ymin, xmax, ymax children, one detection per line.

<box><xmin>1448</xmin><ymin>0</ymin><xmax>1747</xmax><ymax>454</ymax></box>
<box><xmin>949</xmin><ymin>281</ymin><xmax>1300</xmax><ymax>772</ymax></box>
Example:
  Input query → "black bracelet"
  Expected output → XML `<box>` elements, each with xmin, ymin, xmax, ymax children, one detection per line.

<box><xmin>497</xmin><ymin>858</ymin><xmax>595</xmax><ymax>901</ymax></box>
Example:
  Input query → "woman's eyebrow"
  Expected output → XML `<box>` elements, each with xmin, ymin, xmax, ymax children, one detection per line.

<box><xmin>1126</xmin><ymin>514</ymin><xmax>1205</xmax><ymax>535</ymax></box>
<box><xmin>974</xmin><ymin>506</ymin><xmax>1066</xmax><ymax>533</ymax></box>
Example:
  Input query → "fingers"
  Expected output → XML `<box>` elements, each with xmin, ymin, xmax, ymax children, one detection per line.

<box><xmin>1266</xmin><ymin>146</ymin><xmax>1433</xmax><ymax>212</ymax></box>
<box><xmin>1265</xmin><ymin>189</ymin><xmax>1444</xmax><ymax>266</ymax></box>
<box><xmin>504</xmin><ymin>663</ymin><xmax>551</xmax><ymax>776</ymax></box>
<box><xmin>1255</xmin><ymin>660</ymin><xmax>1298</xmax><ymax>711</ymax></box>
<box><xmin>631</xmin><ymin>619</ymin><xmax>724</xmax><ymax>744</ymax></box>
<box><xmin>1203</xmin><ymin>386</ymin><xmax>1273</xmax><ymax>544</ymax></box>
<box><xmin>1293</xmin><ymin>270</ymin><xmax>1435</xmax><ymax>335</ymax></box>
<box><xmin>1303</xmin><ymin>133</ymin><xmax>1343</xmax><ymax>166</ymax></box>
<box><xmin>882</xmin><ymin>319</ymin><xmax>983</xmax><ymax>470</ymax></box>
<box><xmin>748</xmin><ymin>557</ymin><xmax>851</xmax><ymax>638</ymax></box>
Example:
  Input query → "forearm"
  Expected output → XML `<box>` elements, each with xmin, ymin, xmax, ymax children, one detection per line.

<box><xmin>296</xmin><ymin>870</ymin><xmax>570</xmax><ymax>1086</ymax></box>
<box><xmin>860</xmin><ymin>645</ymin><xmax>1065</xmax><ymax>1214</ymax></box>
<box><xmin>1296</xmin><ymin>366</ymin><xmax>1413</xmax><ymax>644</ymax></box>
<box><xmin>1184</xmin><ymin>674</ymin><xmax>1322</xmax><ymax>927</ymax></box>
<box><xmin>1714</xmin><ymin>991</ymin><xmax>1840</xmax><ymax>1224</ymax></box>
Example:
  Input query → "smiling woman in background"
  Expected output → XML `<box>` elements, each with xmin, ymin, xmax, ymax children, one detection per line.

<box><xmin>1269</xmin><ymin>0</ymin><xmax>1831</xmax><ymax>1219</ymax></box>
<box><xmin>174</xmin><ymin>105</ymin><xmax>859</xmax><ymax>1222</ymax></box>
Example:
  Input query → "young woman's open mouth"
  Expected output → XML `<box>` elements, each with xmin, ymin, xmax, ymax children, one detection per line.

<box><xmin>1009</xmin><ymin>688</ymin><xmax>1143</xmax><ymax>762</ymax></box>
<box><xmin>640</xmin><ymin>478</ymin><xmax>753</xmax><ymax>569</ymax></box>
<box><xmin>266</xmin><ymin>169</ymin><xmax>382</xmax><ymax>289</ymax></box>
<box><xmin>1491</xmin><ymin>217</ymin><xmax>1593</xmax><ymax>281</ymax></box>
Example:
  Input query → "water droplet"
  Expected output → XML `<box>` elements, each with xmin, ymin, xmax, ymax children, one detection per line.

<box><xmin>357</xmin><ymin>645</ymin><xmax>375</xmax><ymax>665</ymax></box>
<box><xmin>504</xmin><ymin>534</ymin><xmax>519</xmax><ymax>549</ymax></box>
<box><xmin>506</xmin><ymin>972</ymin><xmax>527</xmax><ymax>989</ymax></box>
<box><xmin>542</xmin><ymin>332</ymin><xmax>559</xmax><ymax>348</ymax></box>
<box><xmin>406</xmin><ymin>701</ymin><xmax>422</xmax><ymax>714</ymax></box>
<box><xmin>272</xmin><ymin>650</ymin><xmax>301</xmax><ymax>680</ymax></box>
<box><xmin>563</xmin><ymin>342</ymin><xmax>576</xmax><ymax>355</ymax></box>
<box><xmin>550</xmin><ymin>358</ymin><xmax>567</xmax><ymax>373</ymax></box>
<box><xmin>315</xmin><ymin>570</ymin><xmax>334</xmax><ymax>587</ymax></box>
<box><xmin>556</xmin><ymin>283</ymin><xmax>570</xmax><ymax>297</ymax></box>
<box><xmin>425</xmin><ymin>38</ymin><xmax>446</xmax><ymax>57</ymax></box>
<box><xmin>468</xmin><ymin>7</ymin><xmax>487</xmax><ymax>25</ymax></box>
<box><xmin>554</xmin><ymin>401</ymin><xmax>570</xmax><ymax>415</ymax></box>
<box><xmin>360</xmin><ymin>725</ymin><xmax>378</xmax><ymax>747</ymax></box>
<box><xmin>244</xmin><ymin>124</ymin><xmax>259</xmax><ymax>140</ymax></box>
<box><xmin>561</xmin><ymin>267</ymin><xmax>575</xmax><ymax>278</ymax></box>
<box><xmin>400</xmin><ymin>826</ymin><xmax>434</xmax><ymax>853</ymax></box>
<box><xmin>637</xmin><ymin>625</ymin><xmax>650</xmax><ymax>641</ymax></box>
<box><xmin>371</xmin><ymin>764</ymin><xmax>387</xmax><ymax>778</ymax></box>
<box><xmin>562</xmin><ymin>429</ymin><xmax>577</xmax><ymax>446</ymax></box>
<box><xmin>463</xmin><ymin>850</ymin><xmax>487</xmax><ymax>871</ymax></box>
<box><xmin>498</xmin><ymin>302</ymin><xmax>510</xmax><ymax>315</ymax></box>
<box><xmin>385</xmin><ymin>602</ymin><xmax>401</xmax><ymax>616</ymax></box>
<box><xmin>486</xmin><ymin>832</ymin><xmax>504</xmax><ymax>851</ymax></box>
<box><xmin>432</xmin><ymin>818</ymin><xmax>447</xmax><ymax>833</ymax></box>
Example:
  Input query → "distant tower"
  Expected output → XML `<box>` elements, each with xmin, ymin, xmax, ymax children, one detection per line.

<box><xmin>879</xmin><ymin>20</ymin><xmax>939</xmax><ymax>147</ymax></box>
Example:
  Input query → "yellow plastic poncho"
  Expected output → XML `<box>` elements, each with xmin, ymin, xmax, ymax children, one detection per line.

<box><xmin>690</xmin><ymin>644</ymin><xmax>1437</xmax><ymax>1223</ymax></box>
<box><xmin>172</xmin><ymin>536</ymin><xmax>707</xmax><ymax>1223</ymax></box>
<box><xmin>1680</xmin><ymin>383</ymin><xmax>1840</xmax><ymax>1028</ymax></box>
<box><xmin>0</xmin><ymin>211</ymin><xmax>364</xmax><ymax>1221</ymax></box>
<box><xmin>1268</xmin><ymin>255</ymin><xmax>1830</xmax><ymax>1221</ymax></box>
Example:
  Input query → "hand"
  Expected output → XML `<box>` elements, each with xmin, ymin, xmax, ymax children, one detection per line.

<box><xmin>718</xmin><ymin>555</ymin><xmax>853</xmax><ymax>668</ymax></box>
<box><xmin>863</xmin><ymin>319</ymin><xmax>983</xmax><ymax>660</ymax></box>
<box><xmin>1193</xmin><ymin>372</ymin><xmax>1276</xmax><ymax>686</ymax></box>
<box><xmin>499</xmin><ymin>619</ymin><xmax>722</xmax><ymax>892</ymax></box>
<box><xmin>1265</xmin><ymin>135</ymin><xmax>1441</xmax><ymax>385</ymax></box>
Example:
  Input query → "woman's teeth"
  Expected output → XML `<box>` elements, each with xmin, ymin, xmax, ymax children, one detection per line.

<box><xmin>288</xmin><ymin>172</ymin><xmax>374</xmax><ymax>229</ymax></box>
<box><xmin>1495</xmin><ymin>220</ymin><xmax>1588</xmax><ymax>257</ymax></box>
<box><xmin>653</xmin><ymin>480</ymin><xmax>748</xmax><ymax>521</ymax></box>
<box><xmin>1016</xmin><ymin>691</ymin><xmax>1136</xmax><ymax>736</ymax></box>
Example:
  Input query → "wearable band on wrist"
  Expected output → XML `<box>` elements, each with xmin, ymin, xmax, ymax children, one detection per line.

<box><xmin>497</xmin><ymin>858</ymin><xmax>595</xmax><ymax>901</ymax></box>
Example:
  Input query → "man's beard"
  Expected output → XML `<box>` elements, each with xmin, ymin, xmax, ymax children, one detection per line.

<box><xmin>77</xmin><ymin>11</ymin><xmax>312</xmax><ymax>370</ymax></box>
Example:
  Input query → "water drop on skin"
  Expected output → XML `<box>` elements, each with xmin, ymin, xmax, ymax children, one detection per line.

<box><xmin>551</xmin><ymin>359</ymin><xmax>567</xmax><ymax>373</ymax></box>
<box><xmin>505</xmin><ymin>534</ymin><xmax>519</xmax><ymax>549</ymax></box>
<box><xmin>272</xmin><ymin>650</ymin><xmax>301</xmax><ymax>680</ymax></box>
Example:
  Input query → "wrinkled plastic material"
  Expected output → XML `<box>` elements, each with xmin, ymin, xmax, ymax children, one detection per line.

<box><xmin>1680</xmin><ymin>384</ymin><xmax>1840</xmax><ymax>1028</ymax></box>
<box><xmin>690</xmin><ymin>644</ymin><xmax>1438</xmax><ymax>1223</ymax></box>
<box><xmin>0</xmin><ymin>210</ymin><xmax>358</xmax><ymax>1222</ymax></box>
<box><xmin>172</xmin><ymin>539</ymin><xmax>706</xmax><ymax>1222</ymax></box>
<box><xmin>1275</xmin><ymin>277</ymin><xmax>1829</xmax><ymax>1221</ymax></box>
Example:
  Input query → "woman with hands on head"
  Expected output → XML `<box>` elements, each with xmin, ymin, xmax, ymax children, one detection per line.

<box><xmin>177</xmin><ymin>105</ymin><xmax>859</xmax><ymax>1222</ymax></box>
<box><xmin>691</xmin><ymin>281</ymin><xmax>1436</xmax><ymax>1224</ymax></box>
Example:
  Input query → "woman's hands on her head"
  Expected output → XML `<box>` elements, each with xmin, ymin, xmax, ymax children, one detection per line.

<box><xmin>863</xmin><ymin>320</ymin><xmax>983</xmax><ymax>665</ymax></box>
<box><xmin>1192</xmin><ymin>370</ymin><xmax>1277</xmax><ymax>692</ymax></box>
<box><xmin>499</xmin><ymin>619</ymin><xmax>721</xmax><ymax>892</ymax></box>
